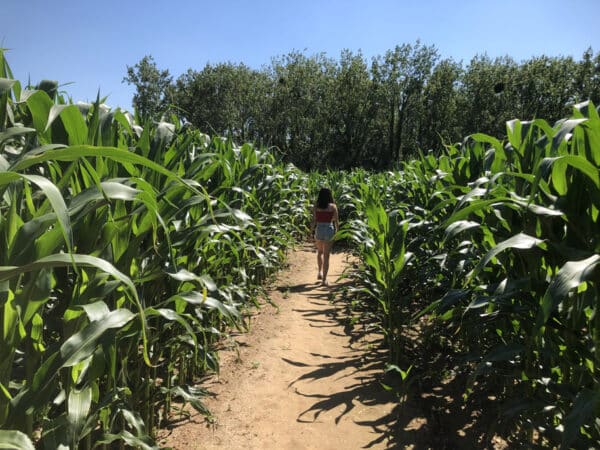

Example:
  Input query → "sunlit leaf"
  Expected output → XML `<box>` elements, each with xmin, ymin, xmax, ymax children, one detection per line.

<box><xmin>0</xmin><ymin>430</ymin><xmax>35</xmax><ymax>450</ymax></box>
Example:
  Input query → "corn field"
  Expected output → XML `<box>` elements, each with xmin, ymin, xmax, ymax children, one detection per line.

<box><xmin>2</xmin><ymin>46</ymin><xmax>600</xmax><ymax>449</ymax></box>
<box><xmin>332</xmin><ymin>102</ymin><xmax>600</xmax><ymax>447</ymax></box>
<box><xmin>0</xmin><ymin>50</ymin><xmax>310</xmax><ymax>449</ymax></box>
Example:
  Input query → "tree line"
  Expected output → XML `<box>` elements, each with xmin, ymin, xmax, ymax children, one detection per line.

<box><xmin>123</xmin><ymin>42</ymin><xmax>600</xmax><ymax>170</ymax></box>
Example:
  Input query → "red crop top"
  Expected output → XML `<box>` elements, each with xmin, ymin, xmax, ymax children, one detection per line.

<box><xmin>315</xmin><ymin>209</ymin><xmax>334</xmax><ymax>223</ymax></box>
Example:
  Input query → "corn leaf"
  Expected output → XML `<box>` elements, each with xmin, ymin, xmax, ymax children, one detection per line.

<box><xmin>467</xmin><ymin>233</ymin><xmax>546</xmax><ymax>284</ymax></box>
<box><xmin>561</xmin><ymin>389</ymin><xmax>600</xmax><ymax>450</ymax></box>
<box><xmin>67</xmin><ymin>386</ymin><xmax>93</xmax><ymax>443</ymax></box>
<box><xmin>0</xmin><ymin>430</ymin><xmax>35</xmax><ymax>450</ymax></box>
<box><xmin>537</xmin><ymin>255</ymin><xmax>600</xmax><ymax>331</ymax></box>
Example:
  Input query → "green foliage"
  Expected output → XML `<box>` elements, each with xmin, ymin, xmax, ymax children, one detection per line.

<box><xmin>267</xmin><ymin>51</ymin><xmax>337</xmax><ymax>169</ymax></box>
<box><xmin>337</xmin><ymin>181</ymin><xmax>412</xmax><ymax>363</ymax></box>
<box><xmin>371</xmin><ymin>41</ymin><xmax>439</xmax><ymax>162</ymax></box>
<box><xmin>123</xmin><ymin>55</ymin><xmax>174</xmax><ymax>122</ymax></box>
<box><xmin>132</xmin><ymin>44</ymin><xmax>600</xmax><ymax>170</ymax></box>
<box><xmin>173</xmin><ymin>62</ymin><xmax>271</xmax><ymax>143</ymax></box>
<box><xmin>5</xmin><ymin>39</ymin><xmax>600</xmax><ymax>448</ymax></box>
<box><xmin>320</xmin><ymin>101</ymin><xmax>600</xmax><ymax>448</ymax></box>
<box><xmin>0</xmin><ymin>52</ymin><xmax>310</xmax><ymax>447</ymax></box>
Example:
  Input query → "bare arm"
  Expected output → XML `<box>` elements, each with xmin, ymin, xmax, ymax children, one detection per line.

<box><xmin>333</xmin><ymin>204</ymin><xmax>339</xmax><ymax>231</ymax></box>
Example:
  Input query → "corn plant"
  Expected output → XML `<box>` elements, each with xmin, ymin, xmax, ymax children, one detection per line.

<box><xmin>399</xmin><ymin>102</ymin><xmax>599</xmax><ymax>447</ymax></box>
<box><xmin>322</xmin><ymin>98</ymin><xmax>600</xmax><ymax>448</ymax></box>
<box><xmin>0</xmin><ymin>50</ymin><xmax>309</xmax><ymax>448</ymax></box>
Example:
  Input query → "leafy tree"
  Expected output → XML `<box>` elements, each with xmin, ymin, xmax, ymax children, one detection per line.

<box><xmin>515</xmin><ymin>55</ymin><xmax>577</xmax><ymax>123</ymax></box>
<box><xmin>123</xmin><ymin>55</ymin><xmax>173</xmax><ymax>122</ymax></box>
<box><xmin>125</xmin><ymin>44</ymin><xmax>600</xmax><ymax>171</ymax></box>
<box><xmin>574</xmin><ymin>47</ymin><xmax>600</xmax><ymax>105</ymax></box>
<box><xmin>458</xmin><ymin>55</ymin><xmax>518</xmax><ymax>137</ymax></box>
<box><xmin>266</xmin><ymin>51</ymin><xmax>335</xmax><ymax>169</ymax></box>
<box><xmin>173</xmin><ymin>62</ymin><xmax>270</xmax><ymax>142</ymax></box>
<box><xmin>371</xmin><ymin>41</ymin><xmax>438</xmax><ymax>165</ymax></box>
<box><xmin>325</xmin><ymin>50</ymin><xmax>379</xmax><ymax>168</ymax></box>
<box><xmin>421</xmin><ymin>58</ymin><xmax>462</xmax><ymax>151</ymax></box>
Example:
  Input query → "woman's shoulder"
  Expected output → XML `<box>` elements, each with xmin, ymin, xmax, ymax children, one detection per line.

<box><xmin>329</xmin><ymin>203</ymin><xmax>338</xmax><ymax>211</ymax></box>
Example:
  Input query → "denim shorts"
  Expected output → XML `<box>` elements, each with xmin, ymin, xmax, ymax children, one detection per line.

<box><xmin>315</xmin><ymin>222</ymin><xmax>335</xmax><ymax>241</ymax></box>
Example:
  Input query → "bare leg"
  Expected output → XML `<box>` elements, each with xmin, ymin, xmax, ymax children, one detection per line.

<box><xmin>316</xmin><ymin>240</ymin><xmax>324</xmax><ymax>279</ymax></box>
<box><xmin>322</xmin><ymin>241</ymin><xmax>333</xmax><ymax>285</ymax></box>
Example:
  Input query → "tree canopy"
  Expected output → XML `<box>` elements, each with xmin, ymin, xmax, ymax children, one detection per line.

<box><xmin>123</xmin><ymin>55</ymin><xmax>173</xmax><ymax>123</ymax></box>
<box><xmin>124</xmin><ymin>44</ymin><xmax>600</xmax><ymax>170</ymax></box>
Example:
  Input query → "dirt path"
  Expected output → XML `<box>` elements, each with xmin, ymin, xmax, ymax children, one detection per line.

<box><xmin>159</xmin><ymin>243</ymin><xmax>405</xmax><ymax>449</ymax></box>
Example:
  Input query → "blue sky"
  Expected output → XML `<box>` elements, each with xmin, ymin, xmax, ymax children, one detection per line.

<box><xmin>3</xmin><ymin>0</ymin><xmax>599</xmax><ymax>111</ymax></box>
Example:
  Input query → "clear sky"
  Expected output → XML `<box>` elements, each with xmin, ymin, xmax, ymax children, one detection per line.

<box><xmin>3</xmin><ymin>0</ymin><xmax>599</xmax><ymax>111</ymax></box>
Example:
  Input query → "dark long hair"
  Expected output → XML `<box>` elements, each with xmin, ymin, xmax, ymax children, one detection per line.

<box><xmin>316</xmin><ymin>188</ymin><xmax>334</xmax><ymax>209</ymax></box>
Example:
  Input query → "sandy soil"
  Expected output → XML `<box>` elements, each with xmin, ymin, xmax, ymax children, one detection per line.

<box><xmin>159</xmin><ymin>243</ymin><xmax>406</xmax><ymax>449</ymax></box>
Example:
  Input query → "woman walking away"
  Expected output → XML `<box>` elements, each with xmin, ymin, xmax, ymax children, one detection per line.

<box><xmin>311</xmin><ymin>187</ymin><xmax>339</xmax><ymax>286</ymax></box>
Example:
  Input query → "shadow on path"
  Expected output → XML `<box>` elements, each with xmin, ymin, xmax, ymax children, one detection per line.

<box><xmin>275</xmin><ymin>282</ymin><xmax>318</xmax><ymax>294</ymax></box>
<box><xmin>280</xmin><ymin>272</ymin><xmax>406</xmax><ymax>448</ymax></box>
